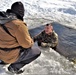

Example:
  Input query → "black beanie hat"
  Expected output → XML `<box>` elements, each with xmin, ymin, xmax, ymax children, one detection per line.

<box><xmin>11</xmin><ymin>2</ymin><xmax>24</xmax><ymax>20</ymax></box>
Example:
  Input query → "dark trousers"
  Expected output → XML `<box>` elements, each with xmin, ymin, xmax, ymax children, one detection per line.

<box><xmin>8</xmin><ymin>47</ymin><xmax>41</xmax><ymax>71</ymax></box>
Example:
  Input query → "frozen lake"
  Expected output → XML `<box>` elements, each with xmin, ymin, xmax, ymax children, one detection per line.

<box><xmin>0</xmin><ymin>0</ymin><xmax>76</xmax><ymax>75</ymax></box>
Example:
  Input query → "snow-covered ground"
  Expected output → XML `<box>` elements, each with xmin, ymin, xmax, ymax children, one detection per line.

<box><xmin>0</xmin><ymin>0</ymin><xmax>76</xmax><ymax>75</ymax></box>
<box><xmin>0</xmin><ymin>0</ymin><xmax>76</xmax><ymax>29</ymax></box>
<box><xmin>24</xmin><ymin>0</ymin><xmax>76</xmax><ymax>29</ymax></box>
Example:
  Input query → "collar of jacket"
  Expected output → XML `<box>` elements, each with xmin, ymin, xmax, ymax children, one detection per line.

<box><xmin>0</xmin><ymin>12</ymin><xmax>17</xmax><ymax>24</ymax></box>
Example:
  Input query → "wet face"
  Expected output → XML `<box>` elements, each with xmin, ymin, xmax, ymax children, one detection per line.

<box><xmin>44</xmin><ymin>25</ymin><xmax>53</xmax><ymax>35</ymax></box>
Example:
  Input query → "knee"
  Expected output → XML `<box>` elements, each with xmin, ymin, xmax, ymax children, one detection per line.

<box><xmin>38</xmin><ymin>50</ymin><xmax>41</xmax><ymax>56</ymax></box>
<box><xmin>36</xmin><ymin>50</ymin><xmax>41</xmax><ymax>58</ymax></box>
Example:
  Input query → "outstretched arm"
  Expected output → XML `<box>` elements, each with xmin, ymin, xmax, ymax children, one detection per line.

<box><xmin>33</xmin><ymin>30</ymin><xmax>43</xmax><ymax>42</ymax></box>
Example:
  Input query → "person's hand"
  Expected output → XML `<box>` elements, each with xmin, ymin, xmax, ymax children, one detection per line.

<box><xmin>41</xmin><ymin>42</ymin><xmax>47</xmax><ymax>47</ymax></box>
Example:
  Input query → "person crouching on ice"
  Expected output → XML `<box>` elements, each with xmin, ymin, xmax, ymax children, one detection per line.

<box><xmin>0</xmin><ymin>2</ymin><xmax>41</xmax><ymax>74</ymax></box>
<box><xmin>33</xmin><ymin>23</ymin><xmax>58</xmax><ymax>50</ymax></box>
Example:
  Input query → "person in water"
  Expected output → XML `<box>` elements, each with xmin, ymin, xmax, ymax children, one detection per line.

<box><xmin>33</xmin><ymin>23</ymin><xmax>58</xmax><ymax>50</ymax></box>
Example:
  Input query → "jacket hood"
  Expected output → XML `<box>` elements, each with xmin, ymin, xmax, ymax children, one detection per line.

<box><xmin>0</xmin><ymin>12</ymin><xmax>17</xmax><ymax>24</ymax></box>
<box><xmin>11</xmin><ymin>2</ymin><xmax>24</xmax><ymax>18</ymax></box>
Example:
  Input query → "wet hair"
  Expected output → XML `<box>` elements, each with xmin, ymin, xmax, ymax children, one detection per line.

<box><xmin>45</xmin><ymin>23</ymin><xmax>53</xmax><ymax>30</ymax></box>
<box><xmin>46</xmin><ymin>23</ymin><xmax>52</xmax><ymax>26</ymax></box>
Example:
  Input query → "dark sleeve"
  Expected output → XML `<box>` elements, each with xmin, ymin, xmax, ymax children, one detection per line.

<box><xmin>33</xmin><ymin>31</ymin><xmax>44</xmax><ymax>42</ymax></box>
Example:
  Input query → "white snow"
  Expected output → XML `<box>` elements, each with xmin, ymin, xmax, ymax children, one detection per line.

<box><xmin>0</xmin><ymin>0</ymin><xmax>76</xmax><ymax>29</ymax></box>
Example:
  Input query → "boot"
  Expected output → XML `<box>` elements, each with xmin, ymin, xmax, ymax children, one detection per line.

<box><xmin>8</xmin><ymin>66</ymin><xmax>24</xmax><ymax>74</ymax></box>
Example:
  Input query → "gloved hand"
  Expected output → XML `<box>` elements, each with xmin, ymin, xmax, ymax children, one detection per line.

<box><xmin>41</xmin><ymin>42</ymin><xmax>47</xmax><ymax>47</ymax></box>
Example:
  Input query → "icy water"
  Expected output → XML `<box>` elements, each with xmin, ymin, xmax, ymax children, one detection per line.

<box><xmin>29</xmin><ymin>22</ymin><xmax>76</xmax><ymax>61</ymax></box>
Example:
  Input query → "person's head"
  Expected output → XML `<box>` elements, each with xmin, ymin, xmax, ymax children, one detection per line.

<box><xmin>44</xmin><ymin>23</ymin><xmax>53</xmax><ymax>35</ymax></box>
<box><xmin>10</xmin><ymin>1</ymin><xmax>24</xmax><ymax>20</ymax></box>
